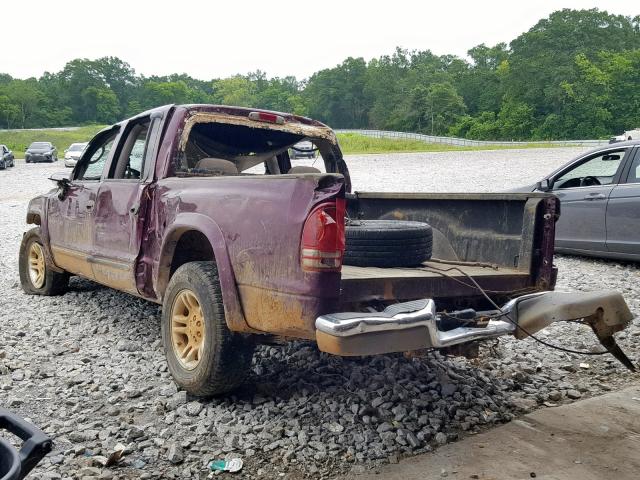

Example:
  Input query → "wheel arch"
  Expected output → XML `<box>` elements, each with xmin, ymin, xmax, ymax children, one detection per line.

<box><xmin>26</xmin><ymin>197</ymin><xmax>45</xmax><ymax>225</ymax></box>
<box><xmin>157</xmin><ymin>213</ymin><xmax>252</xmax><ymax>333</ymax></box>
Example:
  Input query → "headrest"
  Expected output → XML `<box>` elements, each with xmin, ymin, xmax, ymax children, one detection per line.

<box><xmin>195</xmin><ymin>158</ymin><xmax>238</xmax><ymax>175</ymax></box>
<box><xmin>288</xmin><ymin>166</ymin><xmax>321</xmax><ymax>174</ymax></box>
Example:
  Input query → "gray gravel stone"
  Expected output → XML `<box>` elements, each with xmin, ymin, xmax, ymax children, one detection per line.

<box><xmin>435</xmin><ymin>432</ymin><xmax>448</xmax><ymax>445</ymax></box>
<box><xmin>567</xmin><ymin>389</ymin><xmax>583</xmax><ymax>400</ymax></box>
<box><xmin>166</xmin><ymin>443</ymin><xmax>184</xmax><ymax>464</ymax></box>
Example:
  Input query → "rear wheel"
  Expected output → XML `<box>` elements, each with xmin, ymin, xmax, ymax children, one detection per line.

<box><xmin>19</xmin><ymin>227</ymin><xmax>68</xmax><ymax>295</ymax></box>
<box><xmin>161</xmin><ymin>261</ymin><xmax>255</xmax><ymax>397</ymax></box>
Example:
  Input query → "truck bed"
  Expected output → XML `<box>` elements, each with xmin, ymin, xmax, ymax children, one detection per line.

<box><xmin>339</xmin><ymin>191</ymin><xmax>558</xmax><ymax>309</ymax></box>
<box><xmin>340</xmin><ymin>261</ymin><xmax>534</xmax><ymax>307</ymax></box>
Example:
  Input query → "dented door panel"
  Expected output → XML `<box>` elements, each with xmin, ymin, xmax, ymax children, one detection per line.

<box><xmin>47</xmin><ymin>182</ymin><xmax>99</xmax><ymax>278</ymax></box>
<box><xmin>91</xmin><ymin>181</ymin><xmax>147</xmax><ymax>294</ymax></box>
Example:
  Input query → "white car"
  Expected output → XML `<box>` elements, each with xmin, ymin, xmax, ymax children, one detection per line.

<box><xmin>624</xmin><ymin>128</ymin><xmax>640</xmax><ymax>141</ymax></box>
<box><xmin>610</xmin><ymin>128</ymin><xmax>640</xmax><ymax>144</ymax></box>
<box><xmin>64</xmin><ymin>142</ymin><xmax>88</xmax><ymax>167</ymax></box>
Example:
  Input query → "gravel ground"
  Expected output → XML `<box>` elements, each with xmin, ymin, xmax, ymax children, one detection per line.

<box><xmin>1</xmin><ymin>149</ymin><xmax>639</xmax><ymax>480</ymax></box>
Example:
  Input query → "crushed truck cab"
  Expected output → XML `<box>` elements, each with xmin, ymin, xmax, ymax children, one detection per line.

<box><xmin>20</xmin><ymin>104</ymin><xmax>637</xmax><ymax>397</ymax></box>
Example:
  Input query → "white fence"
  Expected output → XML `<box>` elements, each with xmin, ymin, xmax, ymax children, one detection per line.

<box><xmin>335</xmin><ymin>129</ymin><xmax>609</xmax><ymax>148</ymax></box>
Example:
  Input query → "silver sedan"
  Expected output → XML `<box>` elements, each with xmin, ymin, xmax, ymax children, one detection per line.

<box><xmin>511</xmin><ymin>140</ymin><xmax>640</xmax><ymax>261</ymax></box>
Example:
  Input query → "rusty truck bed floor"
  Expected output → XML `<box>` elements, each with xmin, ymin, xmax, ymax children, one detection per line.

<box><xmin>340</xmin><ymin>261</ymin><xmax>531</xmax><ymax>303</ymax></box>
<box><xmin>341</xmin><ymin>261</ymin><xmax>525</xmax><ymax>280</ymax></box>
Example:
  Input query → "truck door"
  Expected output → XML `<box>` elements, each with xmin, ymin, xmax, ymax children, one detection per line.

<box><xmin>551</xmin><ymin>148</ymin><xmax>629</xmax><ymax>252</ymax></box>
<box><xmin>47</xmin><ymin>128</ymin><xmax>120</xmax><ymax>279</ymax></box>
<box><xmin>606</xmin><ymin>148</ymin><xmax>640</xmax><ymax>256</ymax></box>
<box><xmin>90</xmin><ymin>114</ymin><xmax>162</xmax><ymax>295</ymax></box>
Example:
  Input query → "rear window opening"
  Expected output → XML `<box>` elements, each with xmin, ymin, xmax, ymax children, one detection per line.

<box><xmin>175</xmin><ymin>122</ymin><xmax>330</xmax><ymax>177</ymax></box>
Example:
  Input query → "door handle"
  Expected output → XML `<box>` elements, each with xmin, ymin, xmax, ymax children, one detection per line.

<box><xmin>583</xmin><ymin>193</ymin><xmax>606</xmax><ymax>200</ymax></box>
<box><xmin>86</xmin><ymin>200</ymin><xmax>95</xmax><ymax>209</ymax></box>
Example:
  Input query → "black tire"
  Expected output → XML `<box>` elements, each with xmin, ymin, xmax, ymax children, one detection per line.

<box><xmin>161</xmin><ymin>261</ymin><xmax>255</xmax><ymax>397</ymax></box>
<box><xmin>344</xmin><ymin>220</ymin><xmax>433</xmax><ymax>267</ymax></box>
<box><xmin>19</xmin><ymin>227</ymin><xmax>69</xmax><ymax>295</ymax></box>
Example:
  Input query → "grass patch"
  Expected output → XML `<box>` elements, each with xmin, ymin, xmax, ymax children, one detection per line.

<box><xmin>0</xmin><ymin>127</ymin><xmax>576</xmax><ymax>158</ymax></box>
<box><xmin>336</xmin><ymin>133</ymin><xmax>572</xmax><ymax>154</ymax></box>
<box><xmin>0</xmin><ymin>125</ymin><xmax>106</xmax><ymax>158</ymax></box>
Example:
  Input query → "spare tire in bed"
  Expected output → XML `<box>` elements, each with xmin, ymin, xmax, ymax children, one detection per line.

<box><xmin>344</xmin><ymin>220</ymin><xmax>433</xmax><ymax>267</ymax></box>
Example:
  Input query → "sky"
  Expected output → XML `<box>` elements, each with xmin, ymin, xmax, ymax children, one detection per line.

<box><xmin>1</xmin><ymin>0</ymin><xmax>638</xmax><ymax>81</ymax></box>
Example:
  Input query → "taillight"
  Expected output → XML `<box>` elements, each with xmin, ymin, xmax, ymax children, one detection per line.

<box><xmin>301</xmin><ymin>198</ymin><xmax>346</xmax><ymax>272</ymax></box>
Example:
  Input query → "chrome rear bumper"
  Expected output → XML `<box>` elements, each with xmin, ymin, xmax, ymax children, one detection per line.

<box><xmin>315</xmin><ymin>291</ymin><xmax>635</xmax><ymax>369</ymax></box>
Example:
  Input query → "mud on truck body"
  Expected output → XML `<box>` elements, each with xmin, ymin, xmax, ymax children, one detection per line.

<box><xmin>20</xmin><ymin>104</ymin><xmax>636</xmax><ymax>396</ymax></box>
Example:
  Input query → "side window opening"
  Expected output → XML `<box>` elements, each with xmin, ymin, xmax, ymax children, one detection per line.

<box><xmin>109</xmin><ymin>118</ymin><xmax>152</xmax><ymax>180</ymax></box>
<box><xmin>554</xmin><ymin>150</ymin><xmax>627</xmax><ymax>189</ymax></box>
<box><xmin>75</xmin><ymin>129</ymin><xmax>119</xmax><ymax>181</ymax></box>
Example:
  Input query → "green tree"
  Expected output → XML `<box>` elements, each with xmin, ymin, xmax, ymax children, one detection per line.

<box><xmin>5</xmin><ymin>80</ymin><xmax>43</xmax><ymax>128</ymax></box>
<box><xmin>211</xmin><ymin>76</ymin><xmax>257</xmax><ymax>107</ymax></box>
<box><xmin>0</xmin><ymin>93</ymin><xmax>20</xmax><ymax>128</ymax></box>
<box><xmin>81</xmin><ymin>86</ymin><xmax>120</xmax><ymax>124</ymax></box>
<box><xmin>496</xmin><ymin>99</ymin><xmax>535</xmax><ymax>140</ymax></box>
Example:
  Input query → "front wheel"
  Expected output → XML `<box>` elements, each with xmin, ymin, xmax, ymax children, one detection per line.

<box><xmin>161</xmin><ymin>261</ymin><xmax>255</xmax><ymax>397</ymax></box>
<box><xmin>19</xmin><ymin>227</ymin><xmax>69</xmax><ymax>295</ymax></box>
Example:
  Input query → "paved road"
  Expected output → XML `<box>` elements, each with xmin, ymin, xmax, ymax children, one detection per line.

<box><xmin>345</xmin><ymin>385</ymin><xmax>640</xmax><ymax>480</ymax></box>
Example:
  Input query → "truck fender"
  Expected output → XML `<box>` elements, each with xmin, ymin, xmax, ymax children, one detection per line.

<box><xmin>157</xmin><ymin>213</ymin><xmax>255</xmax><ymax>333</ymax></box>
<box><xmin>25</xmin><ymin>196</ymin><xmax>64</xmax><ymax>273</ymax></box>
<box><xmin>26</xmin><ymin>197</ymin><xmax>44</xmax><ymax>226</ymax></box>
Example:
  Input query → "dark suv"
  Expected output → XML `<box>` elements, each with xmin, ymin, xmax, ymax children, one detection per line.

<box><xmin>24</xmin><ymin>142</ymin><xmax>57</xmax><ymax>163</ymax></box>
<box><xmin>0</xmin><ymin>144</ymin><xmax>14</xmax><ymax>169</ymax></box>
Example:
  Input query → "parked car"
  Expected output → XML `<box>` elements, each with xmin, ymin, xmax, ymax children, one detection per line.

<box><xmin>0</xmin><ymin>407</ymin><xmax>52</xmax><ymax>480</ymax></box>
<box><xmin>63</xmin><ymin>142</ymin><xmax>88</xmax><ymax>168</ymax></box>
<box><xmin>19</xmin><ymin>105</ymin><xmax>635</xmax><ymax>397</ymax></box>
<box><xmin>24</xmin><ymin>142</ymin><xmax>57</xmax><ymax>163</ymax></box>
<box><xmin>509</xmin><ymin>140</ymin><xmax>640</xmax><ymax>261</ymax></box>
<box><xmin>0</xmin><ymin>144</ymin><xmax>15</xmax><ymax>169</ymax></box>
<box><xmin>289</xmin><ymin>139</ymin><xmax>317</xmax><ymax>159</ymax></box>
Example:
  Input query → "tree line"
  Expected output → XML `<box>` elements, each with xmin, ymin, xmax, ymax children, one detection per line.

<box><xmin>1</xmin><ymin>8</ymin><xmax>639</xmax><ymax>140</ymax></box>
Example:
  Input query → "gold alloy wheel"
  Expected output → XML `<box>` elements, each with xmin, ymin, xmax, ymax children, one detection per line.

<box><xmin>28</xmin><ymin>242</ymin><xmax>46</xmax><ymax>289</ymax></box>
<box><xmin>171</xmin><ymin>289</ymin><xmax>205</xmax><ymax>370</ymax></box>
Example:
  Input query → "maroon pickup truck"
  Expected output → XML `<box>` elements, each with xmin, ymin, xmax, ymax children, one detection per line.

<box><xmin>20</xmin><ymin>105</ymin><xmax>635</xmax><ymax>396</ymax></box>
